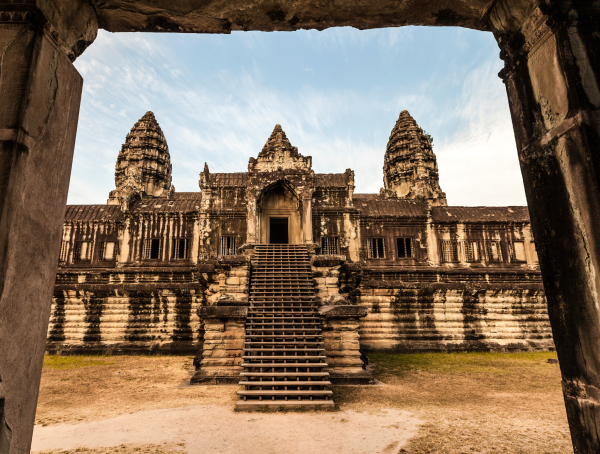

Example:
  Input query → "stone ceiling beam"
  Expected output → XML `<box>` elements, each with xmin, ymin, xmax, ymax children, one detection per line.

<box><xmin>90</xmin><ymin>0</ymin><xmax>498</xmax><ymax>34</ymax></box>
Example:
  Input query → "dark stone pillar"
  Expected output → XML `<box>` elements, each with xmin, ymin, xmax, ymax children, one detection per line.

<box><xmin>0</xmin><ymin>3</ymin><xmax>96</xmax><ymax>452</ymax></box>
<box><xmin>493</xmin><ymin>2</ymin><xmax>600</xmax><ymax>451</ymax></box>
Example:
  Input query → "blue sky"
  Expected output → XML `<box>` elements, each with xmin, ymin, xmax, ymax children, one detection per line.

<box><xmin>70</xmin><ymin>26</ymin><xmax>526</xmax><ymax>206</ymax></box>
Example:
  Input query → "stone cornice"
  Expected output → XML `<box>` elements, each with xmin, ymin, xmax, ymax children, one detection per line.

<box><xmin>0</xmin><ymin>0</ymin><xmax>98</xmax><ymax>60</ymax></box>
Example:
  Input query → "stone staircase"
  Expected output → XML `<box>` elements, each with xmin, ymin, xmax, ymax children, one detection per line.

<box><xmin>235</xmin><ymin>244</ymin><xmax>334</xmax><ymax>410</ymax></box>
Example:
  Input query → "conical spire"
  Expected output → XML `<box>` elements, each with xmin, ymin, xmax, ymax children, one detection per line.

<box><xmin>386</xmin><ymin>111</ymin><xmax>435</xmax><ymax>160</ymax></box>
<box><xmin>108</xmin><ymin>111</ymin><xmax>173</xmax><ymax>205</ymax></box>
<box><xmin>383</xmin><ymin>110</ymin><xmax>447</xmax><ymax>206</ymax></box>
<box><xmin>259</xmin><ymin>124</ymin><xmax>297</xmax><ymax>157</ymax></box>
<box><xmin>249</xmin><ymin>124</ymin><xmax>312</xmax><ymax>172</ymax></box>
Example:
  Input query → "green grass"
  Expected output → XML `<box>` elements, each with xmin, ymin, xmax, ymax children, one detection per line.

<box><xmin>43</xmin><ymin>355</ymin><xmax>115</xmax><ymax>370</ymax></box>
<box><xmin>370</xmin><ymin>351</ymin><xmax>559</xmax><ymax>378</ymax></box>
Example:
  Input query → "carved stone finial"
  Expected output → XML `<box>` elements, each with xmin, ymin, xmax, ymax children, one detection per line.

<box><xmin>383</xmin><ymin>110</ymin><xmax>447</xmax><ymax>206</ymax></box>
<box><xmin>249</xmin><ymin>124</ymin><xmax>312</xmax><ymax>172</ymax></box>
<box><xmin>259</xmin><ymin>124</ymin><xmax>296</xmax><ymax>157</ymax></box>
<box><xmin>199</xmin><ymin>162</ymin><xmax>211</xmax><ymax>189</ymax></box>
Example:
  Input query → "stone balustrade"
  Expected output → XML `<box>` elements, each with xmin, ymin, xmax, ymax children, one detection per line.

<box><xmin>319</xmin><ymin>305</ymin><xmax>372</xmax><ymax>384</ymax></box>
<box><xmin>191</xmin><ymin>303</ymin><xmax>248</xmax><ymax>384</ymax></box>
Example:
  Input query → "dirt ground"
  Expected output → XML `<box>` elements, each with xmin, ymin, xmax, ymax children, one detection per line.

<box><xmin>33</xmin><ymin>352</ymin><xmax>573</xmax><ymax>454</ymax></box>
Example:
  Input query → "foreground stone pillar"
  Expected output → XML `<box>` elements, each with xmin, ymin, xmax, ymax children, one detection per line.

<box><xmin>493</xmin><ymin>2</ymin><xmax>600</xmax><ymax>451</ymax></box>
<box><xmin>191</xmin><ymin>305</ymin><xmax>248</xmax><ymax>384</ymax></box>
<box><xmin>319</xmin><ymin>305</ymin><xmax>372</xmax><ymax>384</ymax></box>
<box><xmin>0</xmin><ymin>3</ymin><xmax>96</xmax><ymax>452</ymax></box>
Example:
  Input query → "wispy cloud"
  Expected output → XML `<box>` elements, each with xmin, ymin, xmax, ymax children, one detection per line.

<box><xmin>435</xmin><ymin>60</ymin><xmax>525</xmax><ymax>206</ymax></box>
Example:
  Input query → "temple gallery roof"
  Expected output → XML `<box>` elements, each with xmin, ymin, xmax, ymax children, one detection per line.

<box><xmin>314</xmin><ymin>173</ymin><xmax>350</xmax><ymax>187</ymax></box>
<box><xmin>66</xmin><ymin>192</ymin><xmax>529</xmax><ymax>223</ymax></box>
<box><xmin>65</xmin><ymin>205</ymin><xmax>123</xmax><ymax>221</ymax></box>
<box><xmin>431</xmin><ymin>206</ymin><xmax>530</xmax><ymax>222</ymax></box>
<box><xmin>129</xmin><ymin>198</ymin><xmax>202</xmax><ymax>212</ymax></box>
<box><xmin>208</xmin><ymin>173</ymin><xmax>249</xmax><ymax>187</ymax></box>
<box><xmin>353</xmin><ymin>195</ymin><xmax>428</xmax><ymax>217</ymax></box>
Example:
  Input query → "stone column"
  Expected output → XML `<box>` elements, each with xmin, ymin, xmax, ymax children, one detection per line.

<box><xmin>0</xmin><ymin>3</ymin><xmax>96</xmax><ymax>452</ymax></box>
<box><xmin>492</xmin><ymin>2</ymin><xmax>600</xmax><ymax>451</ymax></box>
<box><xmin>246</xmin><ymin>195</ymin><xmax>257</xmax><ymax>244</ymax></box>
<box><xmin>302</xmin><ymin>197</ymin><xmax>313</xmax><ymax>244</ymax></box>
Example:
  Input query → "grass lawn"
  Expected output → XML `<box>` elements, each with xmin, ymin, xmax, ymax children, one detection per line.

<box><xmin>36</xmin><ymin>351</ymin><xmax>572</xmax><ymax>453</ymax></box>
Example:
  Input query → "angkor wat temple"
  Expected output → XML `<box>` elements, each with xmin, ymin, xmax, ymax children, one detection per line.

<box><xmin>47</xmin><ymin>110</ymin><xmax>552</xmax><ymax>386</ymax></box>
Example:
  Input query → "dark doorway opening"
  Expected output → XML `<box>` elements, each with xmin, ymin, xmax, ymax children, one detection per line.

<box><xmin>150</xmin><ymin>239</ymin><xmax>161</xmax><ymax>259</ymax></box>
<box><xmin>270</xmin><ymin>217</ymin><xmax>289</xmax><ymax>244</ymax></box>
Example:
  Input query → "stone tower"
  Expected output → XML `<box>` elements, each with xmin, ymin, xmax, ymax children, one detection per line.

<box><xmin>108</xmin><ymin>111</ymin><xmax>173</xmax><ymax>205</ymax></box>
<box><xmin>382</xmin><ymin>110</ymin><xmax>447</xmax><ymax>206</ymax></box>
<box><xmin>248</xmin><ymin>124</ymin><xmax>312</xmax><ymax>172</ymax></box>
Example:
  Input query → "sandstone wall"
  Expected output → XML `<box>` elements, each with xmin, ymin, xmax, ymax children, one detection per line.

<box><xmin>357</xmin><ymin>279</ymin><xmax>552</xmax><ymax>352</ymax></box>
<box><xmin>47</xmin><ymin>257</ymin><xmax>251</xmax><ymax>355</ymax></box>
<box><xmin>47</xmin><ymin>268</ymin><xmax>204</xmax><ymax>354</ymax></box>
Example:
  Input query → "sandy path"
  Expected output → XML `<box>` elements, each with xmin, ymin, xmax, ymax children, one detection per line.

<box><xmin>32</xmin><ymin>405</ymin><xmax>421</xmax><ymax>454</ymax></box>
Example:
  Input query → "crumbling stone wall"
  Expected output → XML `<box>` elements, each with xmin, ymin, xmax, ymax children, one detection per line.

<box><xmin>202</xmin><ymin>256</ymin><xmax>250</xmax><ymax>305</ymax></box>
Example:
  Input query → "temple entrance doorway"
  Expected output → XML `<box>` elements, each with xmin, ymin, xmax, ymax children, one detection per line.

<box><xmin>269</xmin><ymin>217</ymin><xmax>289</xmax><ymax>243</ymax></box>
<box><xmin>259</xmin><ymin>182</ymin><xmax>301</xmax><ymax>244</ymax></box>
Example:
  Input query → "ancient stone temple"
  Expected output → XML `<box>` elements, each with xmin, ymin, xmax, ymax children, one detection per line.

<box><xmin>48</xmin><ymin>109</ymin><xmax>551</xmax><ymax>402</ymax></box>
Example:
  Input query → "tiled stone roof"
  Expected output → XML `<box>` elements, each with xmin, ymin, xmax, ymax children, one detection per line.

<box><xmin>354</xmin><ymin>195</ymin><xmax>428</xmax><ymax>217</ymax></box>
<box><xmin>314</xmin><ymin>173</ymin><xmax>349</xmax><ymax>187</ymax></box>
<box><xmin>210</xmin><ymin>173</ymin><xmax>249</xmax><ymax>186</ymax></box>
<box><xmin>171</xmin><ymin>192</ymin><xmax>203</xmax><ymax>199</ymax></box>
<box><xmin>65</xmin><ymin>205</ymin><xmax>123</xmax><ymax>221</ymax></box>
<box><xmin>130</xmin><ymin>198</ymin><xmax>202</xmax><ymax>212</ymax></box>
<box><xmin>431</xmin><ymin>206</ymin><xmax>530</xmax><ymax>222</ymax></box>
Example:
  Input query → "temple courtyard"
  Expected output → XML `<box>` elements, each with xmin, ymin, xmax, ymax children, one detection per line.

<box><xmin>32</xmin><ymin>352</ymin><xmax>570</xmax><ymax>454</ymax></box>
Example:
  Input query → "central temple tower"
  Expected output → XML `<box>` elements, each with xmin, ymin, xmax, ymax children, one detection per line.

<box><xmin>383</xmin><ymin>110</ymin><xmax>447</xmax><ymax>206</ymax></box>
<box><xmin>108</xmin><ymin>111</ymin><xmax>172</xmax><ymax>206</ymax></box>
<box><xmin>246</xmin><ymin>125</ymin><xmax>314</xmax><ymax>245</ymax></box>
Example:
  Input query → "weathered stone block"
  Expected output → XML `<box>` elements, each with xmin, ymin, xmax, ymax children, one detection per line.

<box><xmin>225</xmin><ymin>277</ymin><xmax>240</xmax><ymax>285</ymax></box>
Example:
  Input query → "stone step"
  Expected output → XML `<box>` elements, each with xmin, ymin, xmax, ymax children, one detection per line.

<box><xmin>244</xmin><ymin>342</ymin><xmax>324</xmax><ymax>347</ymax></box>
<box><xmin>250</xmin><ymin>300</ymin><xmax>315</xmax><ymax>303</ymax></box>
<box><xmin>234</xmin><ymin>400</ymin><xmax>334</xmax><ymax>411</ymax></box>
<box><xmin>245</xmin><ymin>329</ymin><xmax>321</xmax><ymax>334</ymax></box>
<box><xmin>240</xmin><ymin>362</ymin><xmax>328</xmax><ymax>368</ymax></box>
<box><xmin>242</xmin><ymin>355</ymin><xmax>327</xmax><ymax>360</ymax></box>
<box><xmin>250</xmin><ymin>286</ymin><xmax>313</xmax><ymax>290</ymax></box>
<box><xmin>244</xmin><ymin>348</ymin><xmax>325</xmax><ymax>352</ymax></box>
<box><xmin>239</xmin><ymin>381</ymin><xmax>331</xmax><ymax>386</ymax></box>
<box><xmin>238</xmin><ymin>390</ymin><xmax>332</xmax><ymax>396</ymax></box>
<box><xmin>247</xmin><ymin>316</ymin><xmax>320</xmax><ymax>320</ymax></box>
<box><xmin>240</xmin><ymin>244</ymin><xmax>333</xmax><ymax>408</ymax></box>
<box><xmin>244</xmin><ymin>334</ymin><xmax>323</xmax><ymax>339</ymax></box>
<box><xmin>247</xmin><ymin>322</ymin><xmax>320</xmax><ymax>326</ymax></box>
